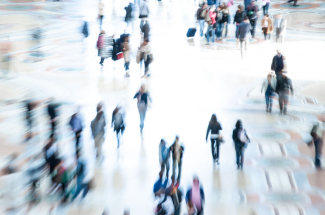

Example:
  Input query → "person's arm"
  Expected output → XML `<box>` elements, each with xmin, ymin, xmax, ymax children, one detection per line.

<box><xmin>236</xmin><ymin>25</ymin><xmax>240</xmax><ymax>38</ymax></box>
<box><xmin>245</xmin><ymin>130</ymin><xmax>250</xmax><ymax>143</ymax></box>
<box><xmin>201</xmin><ymin>187</ymin><xmax>205</xmax><ymax>203</ymax></box>
<box><xmin>111</xmin><ymin>112</ymin><xmax>114</xmax><ymax>127</ymax></box>
<box><xmin>206</xmin><ymin>124</ymin><xmax>210</xmax><ymax>142</ymax></box>
<box><xmin>289</xmin><ymin>79</ymin><xmax>294</xmax><ymax>95</ymax></box>
<box><xmin>261</xmin><ymin>79</ymin><xmax>266</xmax><ymax>93</ymax></box>
<box><xmin>159</xmin><ymin>144</ymin><xmax>163</xmax><ymax>164</ymax></box>
<box><xmin>185</xmin><ymin>189</ymin><xmax>190</xmax><ymax>203</ymax></box>
<box><xmin>219</xmin><ymin>122</ymin><xmax>223</xmax><ymax>131</ymax></box>
<box><xmin>232</xmin><ymin>130</ymin><xmax>236</xmax><ymax>142</ymax></box>
<box><xmin>271</xmin><ymin>57</ymin><xmax>275</xmax><ymax>70</ymax></box>
<box><xmin>133</xmin><ymin>92</ymin><xmax>139</xmax><ymax>99</ymax></box>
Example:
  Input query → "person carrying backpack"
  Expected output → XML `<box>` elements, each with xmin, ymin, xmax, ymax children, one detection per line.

<box><xmin>111</xmin><ymin>106</ymin><xmax>125</xmax><ymax>148</ymax></box>
<box><xmin>246</xmin><ymin>0</ymin><xmax>258</xmax><ymax>38</ymax></box>
<box><xmin>232</xmin><ymin>120</ymin><xmax>250</xmax><ymax>170</ymax></box>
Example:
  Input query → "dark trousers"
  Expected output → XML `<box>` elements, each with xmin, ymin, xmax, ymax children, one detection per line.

<box><xmin>263</xmin><ymin>3</ymin><xmax>269</xmax><ymax>15</ymax></box>
<box><xmin>144</xmin><ymin>56</ymin><xmax>151</xmax><ymax>74</ymax></box>
<box><xmin>72</xmin><ymin>179</ymin><xmax>89</xmax><ymax>200</ymax></box>
<box><xmin>249</xmin><ymin>19</ymin><xmax>257</xmax><ymax>38</ymax></box>
<box><xmin>51</xmin><ymin>121</ymin><xmax>57</xmax><ymax>136</ymax></box>
<box><xmin>235</xmin><ymin>144</ymin><xmax>245</xmax><ymax>167</ymax></box>
<box><xmin>99</xmin><ymin>15</ymin><xmax>104</xmax><ymax>28</ymax></box>
<box><xmin>211</xmin><ymin>138</ymin><xmax>220</xmax><ymax>160</ymax></box>
<box><xmin>197</xmin><ymin>207</ymin><xmax>204</xmax><ymax>215</ymax></box>
<box><xmin>262</xmin><ymin>28</ymin><xmax>271</xmax><ymax>40</ymax></box>
<box><xmin>75</xmin><ymin>129</ymin><xmax>82</xmax><ymax>151</ymax></box>
<box><xmin>276</xmin><ymin>28</ymin><xmax>284</xmax><ymax>43</ymax></box>
<box><xmin>100</xmin><ymin>57</ymin><xmax>105</xmax><ymax>65</ymax></box>
<box><xmin>314</xmin><ymin>139</ymin><xmax>323</xmax><ymax>166</ymax></box>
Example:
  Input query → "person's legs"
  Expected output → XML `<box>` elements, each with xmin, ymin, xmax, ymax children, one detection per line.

<box><xmin>177</xmin><ymin>159</ymin><xmax>182</xmax><ymax>182</ymax></box>
<box><xmin>100</xmin><ymin>57</ymin><xmax>105</xmax><ymax>65</ymax></box>
<box><xmin>265</xmin><ymin>92</ymin><xmax>270</xmax><ymax>110</ymax></box>
<box><xmin>314</xmin><ymin>139</ymin><xmax>322</xmax><ymax>166</ymax></box>
<box><xmin>76</xmin><ymin>130</ymin><xmax>82</xmax><ymax>151</ymax></box>
<box><xmin>139</xmin><ymin>111</ymin><xmax>146</xmax><ymax>131</ymax></box>
<box><xmin>265</xmin><ymin>3</ymin><xmax>269</xmax><ymax>14</ymax></box>
<box><xmin>263</xmin><ymin>5</ymin><xmax>266</xmax><ymax>15</ymax></box>
<box><xmin>172</xmin><ymin>159</ymin><xmax>176</xmax><ymax>179</ymax></box>
<box><xmin>199</xmin><ymin>20</ymin><xmax>205</xmax><ymax>37</ymax></box>
<box><xmin>211</xmin><ymin>139</ymin><xmax>216</xmax><ymax>160</ymax></box>
<box><xmin>216</xmin><ymin>139</ymin><xmax>220</xmax><ymax>160</ymax></box>
<box><xmin>72</xmin><ymin>178</ymin><xmax>82</xmax><ymax>200</ymax></box>
<box><xmin>250</xmin><ymin>19</ymin><xmax>256</xmax><ymax>38</ymax></box>
<box><xmin>276</xmin><ymin>28</ymin><xmax>280</xmax><ymax>42</ymax></box>
<box><xmin>278</xmin><ymin>91</ymin><xmax>284</xmax><ymax>113</ymax></box>
<box><xmin>81</xmin><ymin>183</ymin><xmax>89</xmax><ymax>198</ymax></box>
<box><xmin>283</xmin><ymin>90</ymin><xmax>289</xmax><ymax>114</ymax></box>
<box><xmin>240</xmin><ymin>147</ymin><xmax>244</xmax><ymax>168</ymax></box>
<box><xmin>144</xmin><ymin>56</ymin><xmax>150</xmax><ymax>74</ymax></box>
<box><xmin>224</xmin><ymin>24</ymin><xmax>228</xmax><ymax>37</ymax></box>
<box><xmin>269</xmin><ymin>92</ymin><xmax>274</xmax><ymax>111</ymax></box>
<box><xmin>235</xmin><ymin>25</ymin><xmax>239</xmax><ymax>39</ymax></box>
<box><xmin>165</xmin><ymin>159</ymin><xmax>170</xmax><ymax>178</ymax></box>
<box><xmin>206</xmin><ymin>25</ymin><xmax>211</xmax><ymax>43</ymax></box>
<box><xmin>235</xmin><ymin>145</ymin><xmax>240</xmax><ymax>167</ymax></box>
<box><xmin>116</xmin><ymin>128</ymin><xmax>121</xmax><ymax>148</ymax></box>
<box><xmin>211</xmin><ymin>26</ymin><xmax>216</xmax><ymax>43</ymax></box>
<box><xmin>240</xmin><ymin>39</ymin><xmax>244</xmax><ymax>57</ymax></box>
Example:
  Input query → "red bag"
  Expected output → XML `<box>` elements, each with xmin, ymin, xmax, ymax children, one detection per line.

<box><xmin>117</xmin><ymin>52</ymin><xmax>124</xmax><ymax>60</ymax></box>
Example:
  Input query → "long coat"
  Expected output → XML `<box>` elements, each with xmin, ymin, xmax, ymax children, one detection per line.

<box><xmin>98</xmin><ymin>36</ymin><xmax>114</xmax><ymax>58</ymax></box>
<box><xmin>261</xmin><ymin>17</ymin><xmax>273</xmax><ymax>34</ymax></box>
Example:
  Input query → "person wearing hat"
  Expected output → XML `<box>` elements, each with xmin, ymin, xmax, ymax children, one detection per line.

<box><xmin>185</xmin><ymin>176</ymin><xmax>205</xmax><ymax>215</ymax></box>
<box><xmin>261</xmin><ymin>72</ymin><xmax>277</xmax><ymax>112</ymax></box>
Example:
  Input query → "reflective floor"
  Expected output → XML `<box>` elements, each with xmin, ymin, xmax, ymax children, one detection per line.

<box><xmin>1</xmin><ymin>0</ymin><xmax>325</xmax><ymax>214</ymax></box>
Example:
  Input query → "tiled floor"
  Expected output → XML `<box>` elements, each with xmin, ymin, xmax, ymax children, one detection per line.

<box><xmin>1</xmin><ymin>0</ymin><xmax>325</xmax><ymax>214</ymax></box>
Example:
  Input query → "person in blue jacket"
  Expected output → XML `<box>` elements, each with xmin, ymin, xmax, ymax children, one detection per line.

<box><xmin>186</xmin><ymin>176</ymin><xmax>205</xmax><ymax>215</ymax></box>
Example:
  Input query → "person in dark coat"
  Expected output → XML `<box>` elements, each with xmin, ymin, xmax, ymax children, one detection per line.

<box><xmin>124</xmin><ymin>3</ymin><xmax>133</xmax><ymax>27</ymax></box>
<box><xmin>232</xmin><ymin>120</ymin><xmax>250</xmax><ymax>169</ymax></box>
<box><xmin>310</xmin><ymin>121</ymin><xmax>325</xmax><ymax>167</ymax></box>
<box><xmin>233</xmin><ymin>5</ymin><xmax>246</xmax><ymax>39</ymax></box>
<box><xmin>133</xmin><ymin>84</ymin><xmax>151</xmax><ymax>133</ymax></box>
<box><xmin>82</xmin><ymin>21</ymin><xmax>89</xmax><ymax>38</ymax></box>
<box><xmin>44</xmin><ymin>134</ymin><xmax>60</xmax><ymax>183</ymax></box>
<box><xmin>185</xmin><ymin>176</ymin><xmax>205</xmax><ymax>215</ymax></box>
<box><xmin>69</xmin><ymin>111</ymin><xmax>83</xmax><ymax>153</ymax></box>
<box><xmin>141</xmin><ymin>19</ymin><xmax>150</xmax><ymax>40</ymax></box>
<box><xmin>161</xmin><ymin>176</ymin><xmax>182</xmax><ymax>215</ymax></box>
<box><xmin>275</xmin><ymin>73</ymin><xmax>293</xmax><ymax>115</ymax></box>
<box><xmin>111</xmin><ymin>106</ymin><xmax>125</xmax><ymax>148</ymax></box>
<box><xmin>169</xmin><ymin>136</ymin><xmax>184</xmax><ymax>183</ymax></box>
<box><xmin>206</xmin><ymin>114</ymin><xmax>222</xmax><ymax>164</ymax></box>
<box><xmin>47</xmin><ymin>99</ymin><xmax>59</xmax><ymax>136</ymax></box>
<box><xmin>246</xmin><ymin>0</ymin><xmax>258</xmax><ymax>38</ymax></box>
<box><xmin>271</xmin><ymin>50</ymin><xmax>284</xmax><ymax>76</ymax></box>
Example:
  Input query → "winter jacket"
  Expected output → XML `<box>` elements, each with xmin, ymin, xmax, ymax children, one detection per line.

<box><xmin>233</xmin><ymin>11</ymin><xmax>246</xmax><ymax>24</ymax></box>
<box><xmin>261</xmin><ymin>17</ymin><xmax>273</xmax><ymax>34</ymax></box>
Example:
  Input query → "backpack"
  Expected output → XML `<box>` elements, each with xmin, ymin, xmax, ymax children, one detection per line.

<box><xmin>114</xmin><ymin>113</ymin><xmax>123</xmax><ymax>128</ymax></box>
<box><xmin>97</xmin><ymin>35</ymin><xmax>104</xmax><ymax>49</ymax></box>
<box><xmin>239</xmin><ymin>129</ymin><xmax>248</xmax><ymax>143</ymax></box>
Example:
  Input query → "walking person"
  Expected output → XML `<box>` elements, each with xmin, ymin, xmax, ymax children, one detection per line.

<box><xmin>122</xmin><ymin>35</ymin><xmax>131</xmax><ymax>77</ymax></box>
<box><xmin>261</xmin><ymin>14</ymin><xmax>273</xmax><ymax>41</ymax></box>
<box><xmin>185</xmin><ymin>176</ymin><xmax>205</xmax><ymax>215</ymax></box>
<box><xmin>133</xmin><ymin>85</ymin><xmax>151</xmax><ymax>133</ymax></box>
<box><xmin>72</xmin><ymin>151</ymin><xmax>88</xmax><ymax>201</ymax></box>
<box><xmin>111</xmin><ymin>106</ymin><xmax>125</xmax><ymax>148</ymax></box>
<box><xmin>206</xmin><ymin>114</ymin><xmax>223</xmax><ymax>164</ymax></box>
<box><xmin>69</xmin><ymin>111</ymin><xmax>83</xmax><ymax>153</ymax></box>
<box><xmin>220</xmin><ymin>3</ymin><xmax>230</xmax><ymax>38</ymax></box>
<box><xmin>91</xmin><ymin>110</ymin><xmax>106</xmax><ymax>162</ymax></box>
<box><xmin>137</xmin><ymin>38</ymin><xmax>152</xmax><ymax>77</ymax></box>
<box><xmin>274</xmin><ymin>14</ymin><xmax>287</xmax><ymax>43</ymax></box>
<box><xmin>159</xmin><ymin>139</ymin><xmax>170</xmax><ymax>177</ymax></box>
<box><xmin>196</xmin><ymin>3</ymin><xmax>207</xmax><ymax>38</ymax></box>
<box><xmin>139</xmin><ymin>0</ymin><xmax>149</xmax><ymax>28</ymax></box>
<box><xmin>232</xmin><ymin>120</ymin><xmax>250</xmax><ymax>169</ymax></box>
<box><xmin>310</xmin><ymin>121</ymin><xmax>325</xmax><ymax>167</ymax></box>
<box><xmin>97</xmin><ymin>31</ymin><xmax>114</xmax><ymax>67</ymax></box>
<box><xmin>153</xmin><ymin>170</ymin><xmax>168</xmax><ymax>197</ymax></box>
<box><xmin>141</xmin><ymin>19</ymin><xmax>150</xmax><ymax>41</ymax></box>
<box><xmin>98</xmin><ymin>0</ymin><xmax>104</xmax><ymax>29</ymax></box>
<box><xmin>262</xmin><ymin>0</ymin><xmax>270</xmax><ymax>15</ymax></box>
<box><xmin>246</xmin><ymin>0</ymin><xmax>258</xmax><ymax>38</ymax></box>
<box><xmin>275</xmin><ymin>73</ymin><xmax>294</xmax><ymax>115</ymax></box>
<box><xmin>44</xmin><ymin>134</ymin><xmax>60</xmax><ymax>184</ymax></box>
<box><xmin>261</xmin><ymin>72</ymin><xmax>277</xmax><ymax>112</ymax></box>
<box><xmin>124</xmin><ymin>1</ymin><xmax>133</xmax><ymax>30</ymax></box>
<box><xmin>47</xmin><ymin>99</ymin><xmax>59</xmax><ymax>137</ymax></box>
<box><xmin>237</xmin><ymin>16</ymin><xmax>251</xmax><ymax>59</ymax></box>
<box><xmin>233</xmin><ymin>5</ymin><xmax>246</xmax><ymax>39</ymax></box>
<box><xmin>271</xmin><ymin>50</ymin><xmax>284</xmax><ymax>76</ymax></box>
<box><xmin>161</xmin><ymin>176</ymin><xmax>183</xmax><ymax>215</ymax></box>
<box><xmin>205</xmin><ymin>5</ymin><xmax>217</xmax><ymax>45</ymax></box>
<box><xmin>169</xmin><ymin>136</ymin><xmax>184</xmax><ymax>183</ymax></box>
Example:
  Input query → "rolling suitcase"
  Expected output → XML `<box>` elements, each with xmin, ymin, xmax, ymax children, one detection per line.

<box><xmin>186</xmin><ymin>28</ymin><xmax>196</xmax><ymax>38</ymax></box>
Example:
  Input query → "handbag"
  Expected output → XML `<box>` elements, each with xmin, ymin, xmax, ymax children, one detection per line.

<box><xmin>138</xmin><ymin>5</ymin><xmax>146</xmax><ymax>18</ymax></box>
<box><xmin>227</xmin><ymin>0</ymin><xmax>233</xmax><ymax>7</ymax></box>
<box><xmin>201</xmin><ymin>9</ymin><xmax>207</xmax><ymax>18</ymax></box>
<box><xmin>205</xmin><ymin>11</ymin><xmax>212</xmax><ymax>25</ymax></box>
<box><xmin>218</xmin><ymin>134</ymin><xmax>225</xmax><ymax>143</ymax></box>
<box><xmin>117</xmin><ymin>52</ymin><xmax>124</xmax><ymax>60</ymax></box>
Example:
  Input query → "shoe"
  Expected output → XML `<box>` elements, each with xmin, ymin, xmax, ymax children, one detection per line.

<box><xmin>125</xmin><ymin>73</ymin><xmax>130</xmax><ymax>77</ymax></box>
<box><xmin>210</xmin><ymin>43</ymin><xmax>215</xmax><ymax>46</ymax></box>
<box><xmin>293</xmin><ymin>4</ymin><xmax>299</xmax><ymax>6</ymax></box>
<box><xmin>205</xmin><ymin>43</ymin><xmax>210</xmax><ymax>45</ymax></box>
<box><xmin>100</xmin><ymin>63</ymin><xmax>103</xmax><ymax>66</ymax></box>
<box><xmin>237</xmin><ymin>165</ymin><xmax>241</xmax><ymax>170</ymax></box>
<box><xmin>216</xmin><ymin>159</ymin><xmax>220</xmax><ymax>165</ymax></box>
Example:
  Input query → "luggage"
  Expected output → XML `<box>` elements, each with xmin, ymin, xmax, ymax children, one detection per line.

<box><xmin>186</xmin><ymin>28</ymin><xmax>196</xmax><ymax>38</ymax></box>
